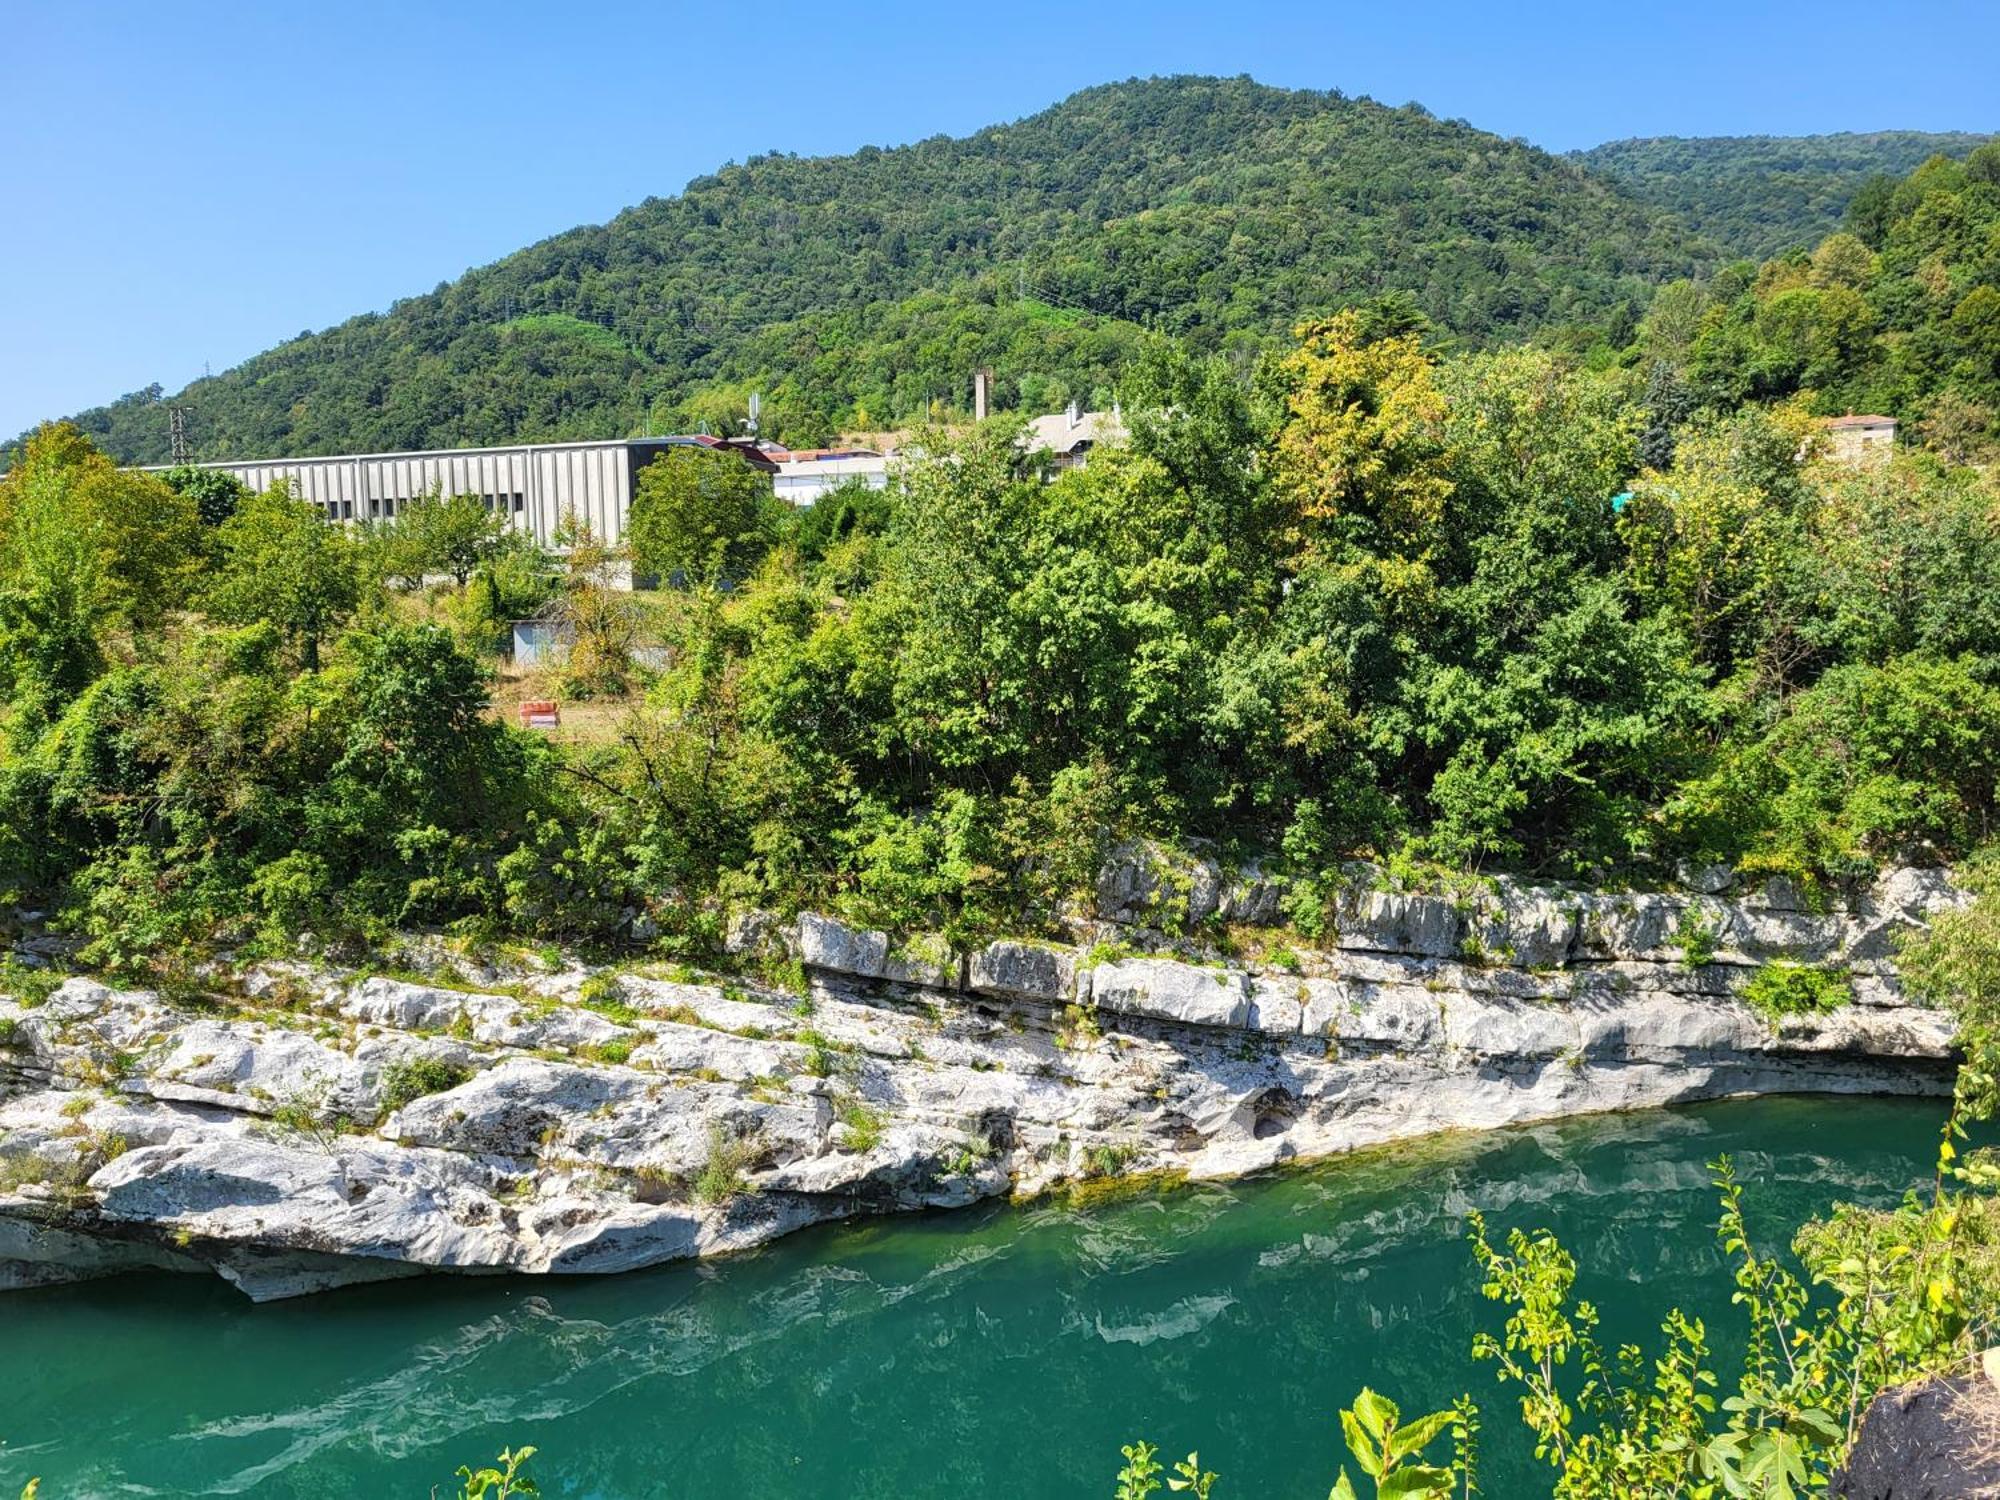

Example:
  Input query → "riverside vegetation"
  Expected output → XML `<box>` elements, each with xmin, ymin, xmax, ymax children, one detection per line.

<box><xmin>1120</xmin><ymin>865</ymin><xmax>2000</xmax><ymax>1498</ymax></box>
<box><xmin>0</xmin><ymin>147</ymin><xmax>1997</xmax><ymax>1497</ymax></box>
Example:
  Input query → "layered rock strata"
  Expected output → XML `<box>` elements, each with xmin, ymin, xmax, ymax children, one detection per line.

<box><xmin>0</xmin><ymin>865</ymin><xmax>1961</xmax><ymax>1299</ymax></box>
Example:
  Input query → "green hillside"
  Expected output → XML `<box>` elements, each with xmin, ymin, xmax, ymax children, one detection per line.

<box><xmin>37</xmin><ymin>75</ymin><xmax>1715</xmax><ymax>463</ymax></box>
<box><xmin>1576</xmin><ymin>130</ymin><xmax>1996</xmax><ymax>257</ymax></box>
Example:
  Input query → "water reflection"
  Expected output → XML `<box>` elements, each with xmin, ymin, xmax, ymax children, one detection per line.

<box><xmin>3</xmin><ymin>1095</ymin><xmax>1949</xmax><ymax>1499</ymax></box>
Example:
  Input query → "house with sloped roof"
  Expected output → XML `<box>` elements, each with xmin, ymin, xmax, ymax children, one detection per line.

<box><xmin>1021</xmin><ymin>403</ymin><xmax>1125</xmax><ymax>475</ymax></box>
<box><xmin>1822</xmin><ymin>413</ymin><xmax>1896</xmax><ymax>464</ymax></box>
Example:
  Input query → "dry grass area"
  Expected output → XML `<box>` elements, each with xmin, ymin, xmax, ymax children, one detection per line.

<box><xmin>486</xmin><ymin>662</ymin><xmax>642</xmax><ymax>750</ymax></box>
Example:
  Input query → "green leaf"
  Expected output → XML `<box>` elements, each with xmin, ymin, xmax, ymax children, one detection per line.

<box><xmin>1386</xmin><ymin>1409</ymin><xmax>1453</xmax><ymax>1464</ymax></box>
<box><xmin>1352</xmin><ymin>1387</ymin><xmax>1401</xmax><ymax>1443</ymax></box>
<box><xmin>1379</xmin><ymin>1464</ymin><xmax>1455</xmax><ymax>1497</ymax></box>
<box><xmin>1340</xmin><ymin>1408</ymin><xmax>1384</xmax><ymax>1478</ymax></box>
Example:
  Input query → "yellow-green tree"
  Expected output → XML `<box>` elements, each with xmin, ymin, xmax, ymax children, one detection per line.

<box><xmin>1267</xmin><ymin>310</ymin><xmax>1453</xmax><ymax>580</ymax></box>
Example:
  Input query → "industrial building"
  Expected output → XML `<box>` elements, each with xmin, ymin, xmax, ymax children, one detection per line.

<box><xmin>769</xmin><ymin>448</ymin><xmax>892</xmax><ymax>505</ymax></box>
<box><xmin>139</xmin><ymin>395</ymin><xmax>1128</xmax><ymax>542</ymax></box>
<box><xmin>143</xmin><ymin>435</ymin><xmax>771</xmax><ymax>547</ymax></box>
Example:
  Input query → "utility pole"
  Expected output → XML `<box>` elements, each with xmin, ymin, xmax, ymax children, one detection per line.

<box><xmin>168</xmin><ymin>406</ymin><xmax>192</xmax><ymax>465</ymax></box>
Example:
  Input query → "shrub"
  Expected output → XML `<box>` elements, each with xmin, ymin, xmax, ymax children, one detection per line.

<box><xmin>1741</xmin><ymin>961</ymin><xmax>1850</xmax><ymax>1023</ymax></box>
<box><xmin>378</xmin><ymin>1056</ymin><xmax>471</xmax><ymax>1114</ymax></box>
<box><xmin>0</xmin><ymin>960</ymin><xmax>64</xmax><ymax>1009</ymax></box>
<box><xmin>693</xmin><ymin>1124</ymin><xmax>754</xmax><ymax>1204</ymax></box>
<box><xmin>1674</xmin><ymin>907</ymin><xmax>1721</xmax><ymax>969</ymax></box>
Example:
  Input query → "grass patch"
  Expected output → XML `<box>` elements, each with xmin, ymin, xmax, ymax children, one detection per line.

<box><xmin>694</xmin><ymin>1124</ymin><xmax>755</xmax><ymax>1204</ymax></box>
<box><xmin>578</xmin><ymin>973</ymin><xmax>640</xmax><ymax>1024</ymax></box>
<box><xmin>835</xmin><ymin>1094</ymin><xmax>885</xmax><ymax>1152</ymax></box>
<box><xmin>795</xmin><ymin>1028</ymin><xmax>853</xmax><ymax>1077</ymax></box>
<box><xmin>1079</xmin><ymin>1141</ymin><xmax>1138</xmax><ymax>1180</ymax></box>
<box><xmin>1055</xmin><ymin>1002</ymin><xmax>1102</xmax><ymax>1050</ymax></box>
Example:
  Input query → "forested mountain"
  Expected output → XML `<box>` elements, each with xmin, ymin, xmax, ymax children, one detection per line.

<box><xmin>34</xmin><ymin>76</ymin><xmax>1715</xmax><ymax>463</ymax></box>
<box><xmin>1632</xmin><ymin>144</ymin><xmax>2000</xmax><ymax>456</ymax></box>
<box><xmin>1577</xmin><ymin>130</ymin><xmax>1996</xmax><ymax>257</ymax></box>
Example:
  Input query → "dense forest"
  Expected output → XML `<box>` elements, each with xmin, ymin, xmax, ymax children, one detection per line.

<box><xmin>28</xmin><ymin>76</ymin><xmax>1720</xmax><ymax>463</ymax></box>
<box><xmin>1578</xmin><ymin>129</ymin><xmax>1996</xmax><ymax>257</ymax></box>
<box><xmin>28</xmin><ymin>87</ymin><xmax>1992</xmax><ymax>471</ymax></box>
<box><xmin>1643</xmin><ymin>143</ymin><xmax>2000</xmax><ymax>455</ymax></box>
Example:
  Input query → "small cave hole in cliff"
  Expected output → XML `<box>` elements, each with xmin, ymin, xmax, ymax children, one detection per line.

<box><xmin>1250</xmin><ymin>1087</ymin><xmax>1300</xmax><ymax>1140</ymax></box>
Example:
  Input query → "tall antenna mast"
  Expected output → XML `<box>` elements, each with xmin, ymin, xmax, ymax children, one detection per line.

<box><xmin>168</xmin><ymin>405</ymin><xmax>192</xmax><ymax>465</ymax></box>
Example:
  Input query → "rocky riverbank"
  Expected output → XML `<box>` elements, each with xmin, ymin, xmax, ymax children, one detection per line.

<box><xmin>0</xmin><ymin>860</ymin><xmax>1964</xmax><ymax>1300</ymax></box>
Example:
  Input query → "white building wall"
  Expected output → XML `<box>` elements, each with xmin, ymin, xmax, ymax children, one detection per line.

<box><xmin>145</xmin><ymin>439</ymin><xmax>638</xmax><ymax>542</ymax></box>
<box><xmin>771</xmin><ymin>456</ymin><xmax>891</xmax><ymax>507</ymax></box>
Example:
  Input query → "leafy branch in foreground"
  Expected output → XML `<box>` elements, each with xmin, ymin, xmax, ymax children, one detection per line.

<box><xmin>451</xmin><ymin>1445</ymin><xmax>538</xmax><ymax>1500</ymax></box>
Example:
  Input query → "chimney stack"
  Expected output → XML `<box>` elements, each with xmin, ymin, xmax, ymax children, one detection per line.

<box><xmin>1066</xmin><ymin>399</ymin><xmax>1081</xmax><ymax>430</ymax></box>
<box><xmin>974</xmin><ymin>368</ymin><xmax>992</xmax><ymax>423</ymax></box>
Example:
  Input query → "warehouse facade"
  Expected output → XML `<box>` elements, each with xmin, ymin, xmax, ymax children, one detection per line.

<box><xmin>144</xmin><ymin>436</ymin><xmax>769</xmax><ymax>547</ymax></box>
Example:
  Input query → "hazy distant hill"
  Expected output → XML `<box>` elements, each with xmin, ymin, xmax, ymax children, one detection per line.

<box><xmin>38</xmin><ymin>75</ymin><xmax>1715</xmax><ymax>464</ymax></box>
<box><xmin>1575</xmin><ymin>130</ymin><xmax>1996</xmax><ymax>258</ymax></box>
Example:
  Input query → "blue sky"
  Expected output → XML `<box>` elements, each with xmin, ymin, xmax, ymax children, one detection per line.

<box><xmin>3</xmin><ymin>0</ymin><xmax>1995</xmax><ymax>439</ymax></box>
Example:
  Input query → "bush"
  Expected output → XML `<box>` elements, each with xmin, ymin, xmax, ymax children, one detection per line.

<box><xmin>1741</xmin><ymin>961</ymin><xmax>1850</xmax><ymax>1023</ymax></box>
<box><xmin>378</xmin><ymin>1056</ymin><xmax>471</xmax><ymax>1114</ymax></box>
<box><xmin>693</xmin><ymin>1124</ymin><xmax>754</xmax><ymax>1204</ymax></box>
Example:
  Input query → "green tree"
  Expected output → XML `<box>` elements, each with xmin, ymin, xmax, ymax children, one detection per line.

<box><xmin>395</xmin><ymin>489</ymin><xmax>511</xmax><ymax>586</ymax></box>
<box><xmin>628</xmin><ymin>447</ymin><xmax>779</xmax><ymax>586</ymax></box>
<box><xmin>160</xmin><ymin>464</ymin><xmax>250</xmax><ymax>528</ymax></box>
<box><xmin>0</xmin><ymin>467</ymin><xmax>108</xmax><ymax>736</ymax></box>
<box><xmin>206</xmin><ymin>482</ymin><xmax>361</xmax><ymax>670</ymax></box>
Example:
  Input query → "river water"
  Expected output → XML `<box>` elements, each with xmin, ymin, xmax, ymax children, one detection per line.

<box><xmin>1</xmin><ymin>1095</ymin><xmax>1948</xmax><ymax>1499</ymax></box>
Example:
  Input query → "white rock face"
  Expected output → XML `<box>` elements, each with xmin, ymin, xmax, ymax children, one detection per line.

<box><xmin>795</xmin><ymin>913</ymin><xmax>890</xmax><ymax>979</ymax></box>
<box><xmin>968</xmin><ymin>941</ymin><xmax>1075</xmax><ymax>1002</ymax></box>
<box><xmin>1087</xmin><ymin>958</ymin><xmax>1253</xmax><ymax>1029</ymax></box>
<box><xmin>0</xmin><ymin>861</ymin><xmax>1965</xmax><ymax>1301</ymax></box>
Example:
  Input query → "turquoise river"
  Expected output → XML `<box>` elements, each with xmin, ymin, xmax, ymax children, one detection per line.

<box><xmin>1</xmin><ymin>1095</ymin><xmax>1956</xmax><ymax>1498</ymax></box>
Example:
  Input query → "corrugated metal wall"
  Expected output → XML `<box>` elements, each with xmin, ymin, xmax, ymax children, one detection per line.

<box><xmin>155</xmin><ymin>440</ymin><xmax>635</xmax><ymax>544</ymax></box>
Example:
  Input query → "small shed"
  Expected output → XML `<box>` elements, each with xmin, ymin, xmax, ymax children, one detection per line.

<box><xmin>511</xmin><ymin>617</ymin><xmax>574</xmax><ymax>667</ymax></box>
